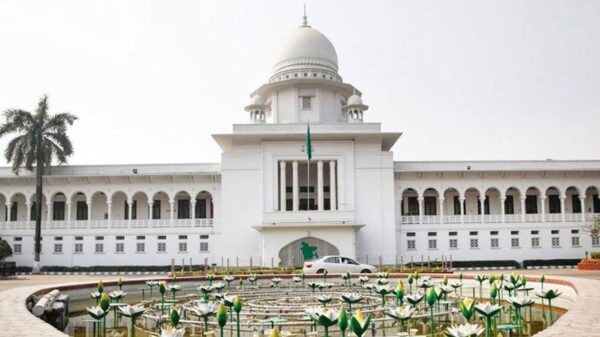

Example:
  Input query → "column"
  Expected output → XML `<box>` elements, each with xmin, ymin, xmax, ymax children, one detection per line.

<box><xmin>127</xmin><ymin>200</ymin><xmax>133</xmax><ymax>224</ymax></box>
<box><xmin>280</xmin><ymin>161</ymin><xmax>287</xmax><ymax>211</ymax></box>
<box><xmin>87</xmin><ymin>201</ymin><xmax>92</xmax><ymax>224</ymax></box>
<box><xmin>66</xmin><ymin>202</ymin><xmax>71</xmax><ymax>222</ymax></box>
<box><xmin>292</xmin><ymin>160</ymin><xmax>299</xmax><ymax>211</ymax></box>
<box><xmin>479</xmin><ymin>196</ymin><xmax>485</xmax><ymax>223</ymax></box>
<box><xmin>580</xmin><ymin>195</ymin><xmax>586</xmax><ymax>221</ymax></box>
<box><xmin>418</xmin><ymin>197</ymin><xmax>424</xmax><ymax>224</ymax></box>
<box><xmin>169</xmin><ymin>199</ymin><xmax>175</xmax><ymax>221</ymax></box>
<box><xmin>46</xmin><ymin>202</ymin><xmax>52</xmax><ymax>225</ymax></box>
<box><xmin>540</xmin><ymin>196</ymin><xmax>546</xmax><ymax>222</ymax></box>
<box><xmin>148</xmin><ymin>200</ymin><xmax>154</xmax><ymax>223</ymax></box>
<box><xmin>329</xmin><ymin>160</ymin><xmax>337</xmax><ymax>211</ymax></box>
<box><xmin>191</xmin><ymin>199</ymin><xmax>197</xmax><ymax>220</ymax></box>
<box><xmin>520</xmin><ymin>197</ymin><xmax>526</xmax><ymax>222</ymax></box>
<box><xmin>459</xmin><ymin>196</ymin><xmax>465</xmax><ymax>224</ymax></box>
<box><xmin>106</xmin><ymin>202</ymin><xmax>112</xmax><ymax>225</ymax></box>
<box><xmin>439</xmin><ymin>197</ymin><xmax>445</xmax><ymax>224</ymax></box>
<box><xmin>560</xmin><ymin>196</ymin><xmax>566</xmax><ymax>222</ymax></box>
<box><xmin>500</xmin><ymin>196</ymin><xmax>506</xmax><ymax>223</ymax></box>
<box><xmin>5</xmin><ymin>203</ymin><xmax>11</xmax><ymax>222</ymax></box>
<box><xmin>317</xmin><ymin>160</ymin><xmax>324</xmax><ymax>211</ymax></box>
<box><xmin>26</xmin><ymin>202</ymin><xmax>31</xmax><ymax>224</ymax></box>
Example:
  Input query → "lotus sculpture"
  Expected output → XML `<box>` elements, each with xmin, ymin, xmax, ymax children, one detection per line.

<box><xmin>86</xmin><ymin>306</ymin><xmax>108</xmax><ymax>337</ymax></box>
<box><xmin>119</xmin><ymin>304</ymin><xmax>145</xmax><ymax>337</ymax></box>
<box><xmin>306</xmin><ymin>307</ymin><xmax>339</xmax><ymax>337</ymax></box>
<box><xmin>340</xmin><ymin>293</ymin><xmax>363</xmax><ymax>312</ymax></box>
<box><xmin>374</xmin><ymin>285</ymin><xmax>393</xmax><ymax>306</ymax></box>
<box><xmin>316</xmin><ymin>294</ymin><xmax>333</xmax><ymax>306</ymax></box>
<box><xmin>474</xmin><ymin>302</ymin><xmax>501</xmax><ymax>337</ymax></box>
<box><xmin>223</xmin><ymin>275</ymin><xmax>236</xmax><ymax>291</ymax></box>
<box><xmin>188</xmin><ymin>301</ymin><xmax>219</xmax><ymax>330</ymax></box>
<box><xmin>537</xmin><ymin>289</ymin><xmax>561</xmax><ymax>325</ymax></box>
<box><xmin>444</xmin><ymin>323</ymin><xmax>484</xmax><ymax>337</ymax></box>
<box><xmin>385</xmin><ymin>305</ymin><xmax>415</xmax><ymax>335</ymax></box>
<box><xmin>108</xmin><ymin>289</ymin><xmax>126</xmax><ymax>303</ymax></box>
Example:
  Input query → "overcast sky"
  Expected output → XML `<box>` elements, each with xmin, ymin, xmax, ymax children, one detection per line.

<box><xmin>1</xmin><ymin>0</ymin><xmax>599</xmax><ymax>166</ymax></box>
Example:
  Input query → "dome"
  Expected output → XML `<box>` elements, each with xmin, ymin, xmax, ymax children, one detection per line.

<box><xmin>347</xmin><ymin>94</ymin><xmax>363</xmax><ymax>106</ymax></box>
<box><xmin>273</xmin><ymin>25</ymin><xmax>339</xmax><ymax>77</ymax></box>
<box><xmin>250</xmin><ymin>95</ymin><xmax>265</xmax><ymax>106</ymax></box>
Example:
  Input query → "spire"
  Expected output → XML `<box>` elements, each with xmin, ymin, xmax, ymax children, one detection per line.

<box><xmin>302</xmin><ymin>4</ymin><xmax>308</xmax><ymax>26</ymax></box>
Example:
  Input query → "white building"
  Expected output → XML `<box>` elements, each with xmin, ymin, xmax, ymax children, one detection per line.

<box><xmin>1</xmin><ymin>17</ymin><xmax>599</xmax><ymax>269</ymax></box>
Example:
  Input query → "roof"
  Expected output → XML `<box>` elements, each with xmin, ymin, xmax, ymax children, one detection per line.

<box><xmin>394</xmin><ymin>160</ymin><xmax>600</xmax><ymax>172</ymax></box>
<box><xmin>0</xmin><ymin>163</ymin><xmax>221</xmax><ymax>178</ymax></box>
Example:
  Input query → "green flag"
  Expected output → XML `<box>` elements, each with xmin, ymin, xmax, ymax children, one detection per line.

<box><xmin>305</xmin><ymin>124</ymin><xmax>312</xmax><ymax>160</ymax></box>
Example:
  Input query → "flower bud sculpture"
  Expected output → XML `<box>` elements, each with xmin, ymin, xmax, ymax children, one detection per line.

<box><xmin>459</xmin><ymin>297</ymin><xmax>475</xmax><ymax>322</ymax></box>
<box><xmin>426</xmin><ymin>288</ymin><xmax>438</xmax><ymax>337</ymax></box>
<box><xmin>349</xmin><ymin>309</ymin><xmax>371</xmax><ymax>337</ymax></box>
<box><xmin>395</xmin><ymin>281</ymin><xmax>405</xmax><ymax>306</ymax></box>
<box><xmin>217</xmin><ymin>303</ymin><xmax>228</xmax><ymax>337</ymax></box>
<box><xmin>338</xmin><ymin>307</ymin><xmax>348</xmax><ymax>337</ymax></box>
<box><xmin>233</xmin><ymin>295</ymin><xmax>242</xmax><ymax>337</ymax></box>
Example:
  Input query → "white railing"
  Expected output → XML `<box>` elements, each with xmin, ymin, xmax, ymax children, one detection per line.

<box><xmin>398</xmin><ymin>212</ymin><xmax>598</xmax><ymax>225</ymax></box>
<box><xmin>0</xmin><ymin>218</ymin><xmax>214</xmax><ymax>230</ymax></box>
<box><xmin>262</xmin><ymin>210</ymin><xmax>356</xmax><ymax>225</ymax></box>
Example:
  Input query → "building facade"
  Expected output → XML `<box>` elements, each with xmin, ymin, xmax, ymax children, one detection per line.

<box><xmin>1</xmin><ymin>18</ymin><xmax>599</xmax><ymax>268</ymax></box>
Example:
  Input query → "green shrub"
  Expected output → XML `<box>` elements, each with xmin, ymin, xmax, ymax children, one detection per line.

<box><xmin>591</xmin><ymin>251</ymin><xmax>600</xmax><ymax>259</ymax></box>
<box><xmin>0</xmin><ymin>239</ymin><xmax>12</xmax><ymax>262</ymax></box>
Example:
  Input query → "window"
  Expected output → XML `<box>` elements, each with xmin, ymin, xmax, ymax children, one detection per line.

<box><xmin>76</xmin><ymin>201</ymin><xmax>88</xmax><ymax>220</ymax></box>
<box><xmin>490</xmin><ymin>231</ymin><xmax>498</xmax><ymax>236</ymax></box>
<box><xmin>158</xmin><ymin>242</ymin><xmax>167</xmax><ymax>253</ymax></box>
<box><xmin>424</xmin><ymin>197</ymin><xmax>437</xmax><ymax>215</ymax></box>
<box><xmin>54</xmin><ymin>237</ymin><xmax>63</xmax><ymax>241</ymax></box>
<box><xmin>407</xmin><ymin>240</ymin><xmax>416</xmax><ymax>250</ymax></box>
<box><xmin>511</xmin><ymin>231</ymin><xmax>519</xmax><ymax>235</ymax></box>
<box><xmin>531</xmin><ymin>230</ymin><xmax>539</xmax><ymax>235</ymax></box>
<box><xmin>511</xmin><ymin>238</ymin><xmax>520</xmax><ymax>248</ymax></box>
<box><xmin>13</xmin><ymin>237</ymin><xmax>22</xmax><ymax>241</ymax></box>
<box><xmin>95</xmin><ymin>236</ymin><xmax>104</xmax><ymax>241</ymax></box>
<box><xmin>525</xmin><ymin>195</ymin><xmax>538</xmax><ymax>214</ymax></box>
<box><xmin>124</xmin><ymin>200</ymin><xmax>137</xmax><ymax>220</ymax></box>
<box><xmin>53</xmin><ymin>202</ymin><xmax>65</xmax><ymax>220</ymax></box>
<box><xmin>504</xmin><ymin>195</ymin><xmax>514</xmax><ymax>214</ymax></box>
<box><xmin>301</xmin><ymin>96</ymin><xmax>312</xmax><ymax>110</ymax></box>
<box><xmin>116</xmin><ymin>236</ymin><xmax>124</xmax><ymax>240</ymax></box>
<box><xmin>178</xmin><ymin>235</ymin><xmax>188</xmax><ymax>240</ymax></box>
<box><xmin>200</xmin><ymin>235</ymin><xmax>209</xmax><ymax>240</ymax></box>
<box><xmin>449</xmin><ymin>239</ymin><xmax>458</xmax><ymax>249</ymax></box>
<box><xmin>200</xmin><ymin>242</ymin><xmax>209</xmax><ymax>252</ymax></box>
<box><xmin>75</xmin><ymin>236</ymin><xmax>83</xmax><ymax>241</ymax></box>
<box><xmin>571</xmin><ymin>229</ymin><xmax>579</xmax><ymax>234</ymax></box>
<box><xmin>178</xmin><ymin>242</ymin><xmax>188</xmax><ymax>252</ymax></box>
<box><xmin>552</xmin><ymin>237</ymin><xmax>560</xmax><ymax>248</ymax></box>
<box><xmin>594</xmin><ymin>194</ymin><xmax>600</xmax><ymax>213</ymax></box>
<box><xmin>572</xmin><ymin>236</ymin><xmax>580</xmax><ymax>247</ymax></box>
<box><xmin>407</xmin><ymin>197</ymin><xmax>419</xmax><ymax>215</ymax></box>
<box><xmin>428</xmin><ymin>239</ymin><xmax>437</xmax><ymax>249</ymax></box>
<box><xmin>13</xmin><ymin>244</ymin><xmax>22</xmax><ymax>254</ymax></box>
<box><xmin>136</xmin><ymin>236</ymin><xmax>145</xmax><ymax>240</ymax></box>
<box><xmin>453</xmin><ymin>196</ymin><xmax>463</xmax><ymax>215</ymax></box>
<box><xmin>592</xmin><ymin>235</ymin><xmax>599</xmax><ymax>247</ymax></box>
<box><xmin>428</xmin><ymin>232</ymin><xmax>437</xmax><ymax>237</ymax></box>
<box><xmin>531</xmin><ymin>237</ymin><xmax>540</xmax><ymax>248</ymax></box>
<box><xmin>74</xmin><ymin>243</ymin><xmax>83</xmax><ymax>254</ymax></box>
<box><xmin>483</xmin><ymin>196</ymin><xmax>490</xmax><ymax>215</ymax></box>
<box><xmin>551</xmin><ymin>230</ymin><xmax>559</xmax><ymax>235</ymax></box>
<box><xmin>449</xmin><ymin>232</ymin><xmax>457</xmax><ymax>236</ymax></box>
<box><xmin>548</xmin><ymin>195</ymin><xmax>561</xmax><ymax>213</ymax></box>
<box><xmin>136</xmin><ymin>242</ymin><xmax>145</xmax><ymax>253</ymax></box>
<box><xmin>324</xmin><ymin>256</ymin><xmax>340</xmax><ymax>263</ymax></box>
<box><xmin>158</xmin><ymin>235</ymin><xmax>167</xmax><ymax>240</ymax></box>
<box><xmin>9</xmin><ymin>202</ymin><xmax>17</xmax><ymax>221</ymax></box>
<box><xmin>196</xmin><ymin>199</ymin><xmax>208</xmax><ymax>218</ymax></box>
<box><xmin>116</xmin><ymin>243</ymin><xmax>124</xmax><ymax>253</ymax></box>
<box><xmin>30</xmin><ymin>202</ymin><xmax>37</xmax><ymax>221</ymax></box>
<box><xmin>152</xmin><ymin>200</ymin><xmax>161</xmax><ymax>219</ymax></box>
<box><xmin>470</xmin><ymin>231</ymin><xmax>478</xmax><ymax>236</ymax></box>
<box><xmin>177</xmin><ymin>200</ymin><xmax>190</xmax><ymax>219</ymax></box>
<box><xmin>95</xmin><ymin>243</ymin><xmax>103</xmax><ymax>254</ymax></box>
<box><xmin>53</xmin><ymin>243</ymin><xmax>63</xmax><ymax>254</ymax></box>
<box><xmin>572</xmin><ymin>194</ymin><xmax>581</xmax><ymax>213</ymax></box>
<box><xmin>491</xmin><ymin>238</ymin><xmax>499</xmax><ymax>248</ymax></box>
<box><xmin>470</xmin><ymin>238</ymin><xmax>479</xmax><ymax>249</ymax></box>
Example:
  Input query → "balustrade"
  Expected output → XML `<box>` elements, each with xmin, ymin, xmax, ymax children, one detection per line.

<box><xmin>0</xmin><ymin>218</ymin><xmax>214</xmax><ymax>230</ymax></box>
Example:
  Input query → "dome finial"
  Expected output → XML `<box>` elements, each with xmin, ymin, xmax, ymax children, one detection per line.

<box><xmin>302</xmin><ymin>4</ymin><xmax>308</xmax><ymax>26</ymax></box>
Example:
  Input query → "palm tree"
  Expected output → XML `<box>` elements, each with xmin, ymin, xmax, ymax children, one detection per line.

<box><xmin>0</xmin><ymin>95</ymin><xmax>77</xmax><ymax>273</ymax></box>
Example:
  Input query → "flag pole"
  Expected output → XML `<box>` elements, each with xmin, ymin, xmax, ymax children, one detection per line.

<box><xmin>307</xmin><ymin>158</ymin><xmax>310</xmax><ymax>211</ymax></box>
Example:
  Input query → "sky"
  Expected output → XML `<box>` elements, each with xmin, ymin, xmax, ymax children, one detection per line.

<box><xmin>0</xmin><ymin>0</ymin><xmax>599</xmax><ymax>165</ymax></box>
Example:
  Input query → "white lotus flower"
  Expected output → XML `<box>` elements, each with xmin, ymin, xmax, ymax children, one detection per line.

<box><xmin>474</xmin><ymin>302</ymin><xmax>502</xmax><ymax>317</ymax></box>
<box><xmin>376</xmin><ymin>278</ymin><xmax>389</xmax><ymax>285</ymax></box>
<box><xmin>198</xmin><ymin>285</ymin><xmax>214</xmax><ymax>293</ymax></box>
<box><xmin>445</xmin><ymin>323</ymin><xmax>484</xmax><ymax>337</ymax></box>
<box><xmin>405</xmin><ymin>293</ymin><xmax>424</xmax><ymax>305</ymax></box>
<box><xmin>507</xmin><ymin>296</ymin><xmax>535</xmax><ymax>308</ymax></box>
<box><xmin>340</xmin><ymin>293</ymin><xmax>363</xmax><ymax>302</ymax></box>
<box><xmin>358</xmin><ymin>276</ymin><xmax>369</xmax><ymax>283</ymax></box>
<box><xmin>146</xmin><ymin>280</ymin><xmax>159</xmax><ymax>286</ymax></box>
<box><xmin>161</xmin><ymin>326</ymin><xmax>185</xmax><ymax>337</ymax></box>
<box><xmin>376</xmin><ymin>272</ymin><xmax>389</xmax><ymax>279</ymax></box>
<box><xmin>440</xmin><ymin>285</ymin><xmax>454</xmax><ymax>294</ymax></box>
<box><xmin>109</xmin><ymin>290</ymin><xmax>127</xmax><ymax>300</ymax></box>
<box><xmin>272</xmin><ymin>277</ymin><xmax>283</xmax><ymax>283</ymax></box>
<box><xmin>293</xmin><ymin>276</ymin><xmax>302</xmax><ymax>283</ymax></box>
<box><xmin>119</xmin><ymin>304</ymin><xmax>145</xmax><ymax>318</ymax></box>
<box><xmin>315</xmin><ymin>294</ymin><xmax>332</xmax><ymax>303</ymax></box>
<box><xmin>167</xmin><ymin>284</ymin><xmax>181</xmax><ymax>292</ymax></box>
<box><xmin>212</xmin><ymin>282</ymin><xmax>226</xmax><ymax>290</ymax></box>
<box><xmin>305</xmin><ymin>307</ymin><xmax>339</xmax><ymax>325</ymax></box>
<box><xmin>189</xmin><ymin>301</ymin><xmax>219</xmax><ymax>317</ymax></box>
<box><xmin>86</xmin><ymin>306</ymin><xmax>107</xmax><ymax>320</ymax></box>
<box><xmin>363</xmin><ymin>283</ymin><xmax>375</xmax><ymax>290</ymax></box>
<box><xmin>385</xmin><ymin>305</ymin><xmax>415</xmax><ymax>320</ymax></box>
<box><xmin>223</xmin><ymin>275</ymin><xmax>235</xmax><ymax>282</ymax></box>
<box><xmin>90</xmin><ymin>291</ymin><xmax>102</xmax><ymax>299</ymax></box>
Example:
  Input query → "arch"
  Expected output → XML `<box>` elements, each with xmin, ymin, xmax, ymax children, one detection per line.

<box><xmin>151</xmin><ymin>191</ymin><xmax>170</xmax><ymax>220</ymax></box>
<box><xmin>90</xmin><ymin>191</ymin><xmax>108</xmax><ymax>220</ymax></box>
<box><xmin>422</xmin><ymin>188</ymin><xmax>439</xmax><ymax>216</ymax></box>
<box><xmin>505</xmin><ymin>186</ymin><xmax>521</xmax><ymax>197</ymax></box>
<box><xmin>545</xmin><ymin>186</ymin><xmax>561</xmax><ymax>197</ymax></box>
<box><xmin>525</xmin><ymin>186</ymin><xmax>541</xmax><ymax>195</ymax></box>
<box><xmin>565</xmin><ymin>185</ymin><xmax>581</xmax><ymax>195</ymax></box>
<box><xmin>151</xmin><ymin>191</ymin><xmax>170</xmax><ymax>201</ymax></box>
<box><xmin>400</xmin><ymin>187</ymin><xmax>419</xmax><ymax>198</ymax></box>
<box><xmin>70</xmin><ymin>191</ymin><xmax>88</xmax><ymax>202</ymax></box>
<box><xmin>400</xmin><ymin>188</ymin><xmax>419</xmax><ymax>216</ymax></box>
<box><xmin>110</xmin><ymin>190</ymin><xmax>128</xmax><ymax>202</ymax></box>
<box><xmin>464</xmin><ymin>187</ymin><xmax>481</xmax><ymax>216</ymax></box>
<box><xmin>194</xmin><ymin>191</ymin><xmax>213</xmax><ymax>219</ymax></box>
<box><xmin>7</xmin><ymin>193</ymin><xmax>26</xmax><ymax>222</ymax></box>
<box><xmin>278</xmin><ymin>237</ymin><xmax>340</xmax><ymax>268</ymax></box>
<box><xmin>174</xmin><ymin>191</ymin><xmax>192</xmax><ymax>219</ymax></box>
<box><xmin>9</xmin><ymin>192</ymin><xmax>26</xmax><ymax>203</ymax></box>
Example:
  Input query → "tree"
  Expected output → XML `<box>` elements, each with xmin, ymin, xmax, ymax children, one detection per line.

<box><xmin>0</xmin><ymin>238</ymin><xmax>12</xmax><ymax>262</ymax></box>
<box><xmin>0</xmin><ymin>95</ymin><xmax>77</xmax><ymax>273</ymax></box>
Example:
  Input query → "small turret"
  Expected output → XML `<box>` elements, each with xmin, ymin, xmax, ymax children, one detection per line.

<box><xmin>343</xmin><ymin>93</ymin><xmax>368</xmax><ymax>123</ymax></box>
<box><xmin>245</xmin><ymin>95</ymin><xmax>269</xmax><ymax>123</ymax></box>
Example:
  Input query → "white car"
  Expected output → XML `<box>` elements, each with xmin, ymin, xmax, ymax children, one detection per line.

<box><xmin>302</xmin><ymin>255</ymin><xmax>376</xmax><ymax>274</ymax></box>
